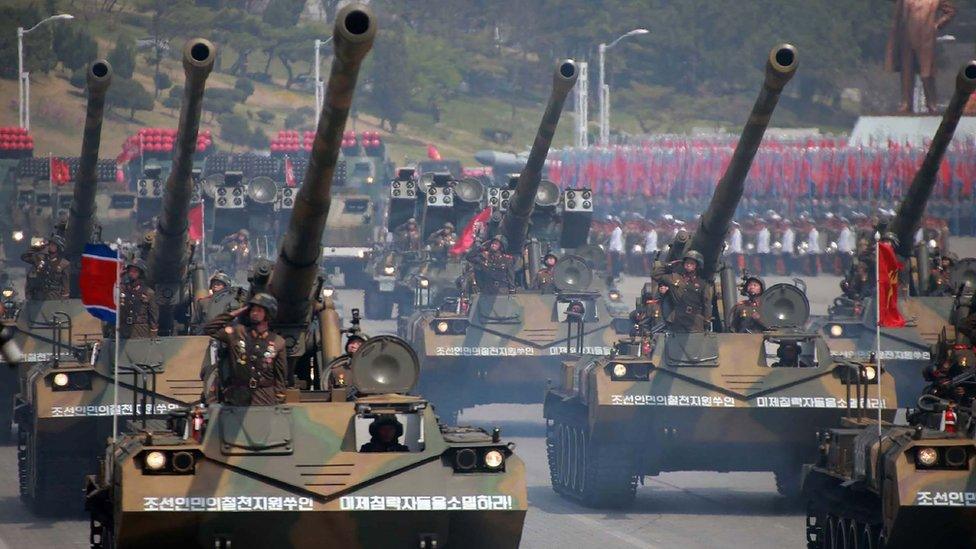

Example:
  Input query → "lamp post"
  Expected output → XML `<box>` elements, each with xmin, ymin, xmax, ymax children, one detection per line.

<box><xmin>598</xmin><ymin>28</ymin><xmax>648</xmax><ymax>146</ymax></box>
<box><xmin>18</xmin><ymin>13</ymin><xmax>74</xmax><ymax>130</ymax></box>
<box><xmin>313</xmin><ymin>36</ymin><xmax>334</xmax><ymax>119</ymax></box>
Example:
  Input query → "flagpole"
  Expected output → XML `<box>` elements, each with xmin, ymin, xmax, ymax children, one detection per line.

<box><xmin>112</xmin><ymin>239</ymin><xmax>121</xmax><ymax>440</ymax></box>
<box><xmin>875</xmin><ymin>233</ymin><xmax>882</xmax><ymax>436</ymax></box>
<box><xmin>200</xmin><ymin>202</ymin><xmax>207</xmax><ymax>265</ymax></box>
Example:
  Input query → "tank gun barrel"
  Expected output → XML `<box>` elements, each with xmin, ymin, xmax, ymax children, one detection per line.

<box><xmin>499</xmin><ymin>60</ymin><xmax>578</xmax><ymax>253</ymax></box>
<box><xmin>888</xmin><ymin>61</ymin><xmax>976</xmax><ymax>257</ymax></box>
<box><xmin>146</xmin><ymin>39</ymin><xmax>215</xmax><ymax>331</ymax></box>
<box><xmin>686</xmin><ymin>44</ymin><xmax>797</xmax><ymax>277</ymax></box>
<box><xmin>270</xmin><ymin>5</ymin><xmax>375</xmax><ymax>325</ymax></box>
<box><xmin>65</xmin><ymin>60</ymin><xmax>112</xmax><ymax>296</ymax></box>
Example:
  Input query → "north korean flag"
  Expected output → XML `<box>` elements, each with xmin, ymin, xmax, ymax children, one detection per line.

<box><xmin>80</xmin><ymin>243</ymin><xmax>120</xmax><ymax>323</ymax></box>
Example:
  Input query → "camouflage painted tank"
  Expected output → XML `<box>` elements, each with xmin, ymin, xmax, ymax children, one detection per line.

<box><xmin>85</xmin><ymin>335</ymin><xmax>527</xmax><ymax>548</ymax></box>
<box><xmin>542</xmin><ymin>45</ymin><xmax>892</xmax><ymax>507</ymax></box>
<box><xmin>399</xmin><ymin>60</ymin><xmax>629</xmax><ymax>420</ymax></box>
<box><xmin>819</xmin><ymin>62</ymin><xmax>976</xmax><ymax>404</ymax></box>
<box><xmin>802</xmin><ymin>392</ymin><xmax>976</xmax><ymax>548</ymax></box>
<box><xmin>13</xmin><ymin>41</ymin><xmax>217</xmax><ymax>515</ymax></box>
<box><xmin>0</xmin><ymin>59</ymin><xmax>113</xmax><ymax>444</ymax></box>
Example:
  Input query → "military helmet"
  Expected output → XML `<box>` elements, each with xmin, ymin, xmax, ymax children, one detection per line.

<box><xmin>741</xmin><ymin>274</ymin><xmax>765</xmax><ymax>296</ymax></box>
<box><xmin>881</xmin><ymin>232</ymin><xmax>899</xmax><ymax>248</ymax></box>
<box><xmin>368</xmin><ymin>414</ymin><xmax>404</xmax><ymax>438</ymax></box>
<box><xmin>48</xmin><ymin>235</ymin><xmax>66</xmax><ymax>250</ymax></box>
<box><xmin>491</xmin><ymin>234</ymin><xmax>508</xmax><ymax>251</ymax></box>
<box><xmin>238</xmin><ymin>229</ymin><xmax>250</xmax><ymax>238</ymax></box>
<box><xmin>345</xmin><ymin>332</ymin><xmax>367</xmax><ymax>351</ymax></box>
<box><xmin>210</xmin><ymin>272</ymin><xmax>232</xmax><ymax>288</ymax></box>
<box><xmin>125</xmin><ymin>259</ymin><xmax>147</xmax><ymax>274</ymax></box>
<box><xmin>443</xmin><ymin>222</ymin><xmax>454</xmax><ymax>230</ymax></box>
<box><xmin>542</xmin><ymin>252</ymin><xmax>558</xmax><ymax>265</ymax></box>
<box><xmin>247</xmin><ymin>292</ymin><xmax>278</xmax><ymax>319</ymax></box>
<box><xmin>682</xmin><ymin>249</ymin><xmax>704</xmax><ymax>269</ymax></box>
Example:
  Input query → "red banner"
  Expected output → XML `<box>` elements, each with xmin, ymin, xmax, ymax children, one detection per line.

<box><xmin>449</xmin><ymin>207</ymin><xmax>491</xmax><ymax>256</ymax></box>
<box><xmin>284</xmin><ymin>157</ymin><xmax>296</xmax><ymax>187</ymax></box>
<box><xmin>188</xmin><ymin>203</ymin><xmax>204</xmax><ymax>242</ymax></box>
<box><xmin>50</xmin><ymin>157</ymin><xmax>71</xmax><ymax>185</ymax></box>
<box><xmin>878</xmin><ymin>241</ymin><xmax>906</xmax><ymax>328</ymax></box>
<box><xmin>427</xmin><ymin>144</ymin><xmax>442</xmax><ymax>161</ymax></box>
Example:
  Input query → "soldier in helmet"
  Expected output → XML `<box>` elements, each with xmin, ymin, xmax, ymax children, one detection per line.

<box><xmin>629</xmin><ymin>282</ymin><xmax>668</xmax><ymax>334</ymax></box>
<box><xmin>393</xmin><ymin>218</ymin><xmax>421</xmax><ymax>252</ymax></box>
<box><xmin>729</xmin><ymin>274</ymin><xmax>766</xmax><ymax>333</ymax></box>
<box><xmin>426</xmin><ymin>221</ymin><xmax>457</xmax><ymax>256</ymax></box>
<box><xmin>192</xmin><ymin>271</ymin><xmax>243</xmax><ymax>332</ymax></box>
<box><xmin>360</xmin><ymin>414</ymin><xmax>409</xmax><ymax>453</ymax></box>
<box><xmin>21</xmin><ymin>235</ymin><xmax>70</xmax><ymax>301</ymax></box>
<box><xmin>466</xmin><ymin>234</ymin><xmax>515</xmax><ymax>294</ymax></box>
<box><xmin>219</xmin><ymin>229</ymin><xmax>251</xmax><ymax>277</ymax></box>
<box><xmin>324</xmin><ymin>332</ymin><xmax>367</xmax><ymax>394</ymax></box>
<box><xmin>118</xmin><ymin>260</ymin><xmax>158</xmax><ymax>338</ymax></box>
<box><xmin>928</xmin><ymin>252</ymin><xmax>955</xmax><ymax>296</ymax></box>
<box><xmin>652</xmin><ymin>249</ymin><xmax>713</xmax><ymax>332</ymax></box>
<box><xmin>534</xmin><ymin>253</ymin><xmax>559</xmax><ymax>293</ymax></box>
<box><xmin>203</xmin><ymin>293</ymin><xmax>287</xmax><ymax>406</ymax></box>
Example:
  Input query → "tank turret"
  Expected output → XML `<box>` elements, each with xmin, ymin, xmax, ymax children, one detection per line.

<box><xmin>498</xmin><ymin>60</ymin><xmax>578</xmax><ymax>253</ymax></box>
<box><xmin>146</xmin><ymin>39</ymin><xmax>215</xmax><ymax>333</ymax></box>
<box><xmin>681</xmin><ymin>44</ymin><xmax>798</xmax><ymax>277</ymax></box>
<box><xmin>888</xmin><ymin>61</ymin><xmax>976</xmax><ymax>258</ymax></box>
<box><xmin>269</xmin><ymin>5</ymin><xmax>375</xmax><ymax>327</ymax></box>
<box><xmin>64</xmin><ymin>59</ymin><xmax>112</xmax><ymax>296</ymax></box>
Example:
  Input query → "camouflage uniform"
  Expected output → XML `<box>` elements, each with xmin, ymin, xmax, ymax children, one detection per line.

<box><xmin>652</xmin><ymin>257</ymin><xmax>713</xmax><ymax>332</ymax></box>
<box><xmin>21</xmin><ymin>243</ymin><xmax>70</xmax><ymax>301</ymax></box>
<box><xmin>204</xmin><ymin>310</ymin><xmax>287</xmax><ymax>407</ymax></box>
<box><xmin>119</xmin><ymin>276</ymin><xmax>158</xmax><ymax>339</ymax></box>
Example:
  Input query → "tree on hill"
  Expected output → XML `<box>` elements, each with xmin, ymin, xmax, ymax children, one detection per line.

<box><xmin>284</xmin><ymin>107</ymin><xmax>315</xmax><ymax>131</ymax></box>
<box><xmin>234</xmin><ymin>77</ymin><xmax>255</xmax><ymax>103</ymax></box>
<box><xmin>363</xmin><ymin>28</ymin><xmax>410</xmax><ymax>132</ymax></box>
<box><xmin>53</xmin><ymin>26</ymin><xmax>98</xmax><ymax>72</ymax></box>
<box><xmin>0</xmin><ymin>5</ymin><xmax>57</xmax><ymax>79</ymax></box>
<box><xmin>108</xmin><ymin>37</ymin><xmax>137</xmax><ymax>79</ymax></box>
<box><xmin>107</xmin><ymin>78</ymin><xmax>154</xmax><ymax>120</ymax></box>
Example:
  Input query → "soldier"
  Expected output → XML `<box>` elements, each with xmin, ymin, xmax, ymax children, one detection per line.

<box><xmin>729</xmin><ymin>274</ymin><xmax>765</xmax><ymax>333</ymax></box>
<box><xmin>359</xmin><ymin>415</ymin><xmax>410</xmax><ymax>453</ymax></box>
<box><xmin>324</xmin><ymin>333</ymin><xmax>367</xmax><ymax>393</ymax></box>
<box><xmin>192</xmin><ymin>272</ymin><xmax>242</xmax><ymax>332</ymax></box>
<box><xmin>21</xmin><ymin>235</ymin><xmax>70</xmax><ymax>301</ymax></box>
<box><xmin>203</xmin><ymin>293</ymin><xmax>287</xmax><ymax>406</ymax></box>
<box><xmin>219</xmin><ymin>229</ymin><xmax>250</xmax><ymax>277</ymax></box>
<box><xmin>393</xmin><ymin>218</ymin><xmax>421</xmax><ymax>252</ymax></box>
<box><xmin>652</xmin><ymin>250</ymin><xmax>713</xmax><ymax>332</ymax></box>
<box><xmin>426</xmin><ymin>222</ymin><xmax>457</xmax><ymax>256</ymax></box>
<box><xmin>534</xmin><ymin>253</ymin><xmax>558</xmax><ymax>293</ymax></box>
<box><xmin>629</xmin><ymin>282</ymin><xmax>668</xmax><ymax>334</ymax></box>
<box><xmin>927</xmin><ymin>253</ymin><xmax>954</xmax><ymax>296</ymax></box>
<box><xmin>466</xmin><ymin>235</ymin><xmax>515</xmax><ymax>294</ymax></box>
<box><xmin>118</xmin><ymin>260</ymin><xmax>158</xmax><ymax>339</ymax></box>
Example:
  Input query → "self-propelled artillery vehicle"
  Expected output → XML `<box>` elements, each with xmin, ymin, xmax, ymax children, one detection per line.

<box><xmin>399</xmin><ymin>60</ymin><xmax>631</xmax><ymax>421</ymax></box>
<box><xmin>819</xmin><ymin>62</ymin><xmax>976</xmax><ymax>403</ymax></box>
<box><xmin>543</xmin><ymin>44</ymin><xmax>899</xmax><ymax>508</ymax></box>
<box><xmin>13</xmin><ymin>40</ymin><xmax>218</xmax><ymax>515</ymax></box>
<box><xmin>85</xmin><ymin>8</ymin><xmax>527</xmax><ymax>546</ymax></box>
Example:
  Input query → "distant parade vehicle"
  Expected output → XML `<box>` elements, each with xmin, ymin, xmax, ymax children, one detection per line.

<box><xmin>83</xmin><ymin>9</ymin><xmax>527</xmax><ymax>546</ymax></box>
<box><xmin>817</xmin><ymin>63</ymin><xmax>976</xmax><ymax>405</ymax></box>
<box><xmin>541</xmin><ymin>44</ymin><xmax>903</xmax><ymax>507</ymax></box>
<box><xmin>395</xmin><ymin>59</ymin><xmax>632</xmax><ymax>421</ymax></box>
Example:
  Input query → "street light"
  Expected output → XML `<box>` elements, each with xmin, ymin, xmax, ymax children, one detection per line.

<box><xmin>598</xmin><ymin>28</ymin><xmax>648</xmax><ymax>146</ymax></box>
<box><xmin>313</xmin><ymin>36</ymin><xmax>334</xmax><ymax>118</ymax></box>
<box><xmin>18</xmin><ymin>13</ymin><xmax>74</xmax><ymax>130</ymax></box>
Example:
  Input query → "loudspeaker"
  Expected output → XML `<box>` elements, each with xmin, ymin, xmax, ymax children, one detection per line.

<box><xmin>759</xmin><ymin>283</ymin><xmax>810</xmax><ymax>329</ymax></box>
<box><xmin>215</xmin><ymin>185</ymin><xmax>246</xmax><ymax>209</ymax></box>
<box><xmin>137</xmin><ymin>178</ymin><xmax>163</xmax><ymax>198</ymax></box>
<box><xmin>424</xmin><ymin>185</ymin><xmax>454</xmax><ymax>208</ymax></box>
<box><xmin>455</xmin><ymin>177</ymin><xmax>485</xmax><ymax>206</ymax></box>
<box><xmin>951</xmin><ymin>258</ymin><xmax>976</xmax><ymax>293</ymax></box>
<box><xmin>535</xmin><ymin>179</ymin><xmax>560</xmax><ymax>209</ymax></box>
<box><xmin>247</xmin><ymin>176</ymin><xmax>278</xmax><ymax>204</ymax></box>
<box><xmin>388</xmin><ymin>187</ymin><xmax>417</xmax><ymax>231</ymax></box>
<box><xmin>275</xmin><ymin>187</ymin><xmax>296</xmax><ymax>210</ymax></box>
<box><xmin>351</xmin><ymin>335</ymin><xmax>419</xmax><ymax>395</ymax></box>
<box><xmin>553</xmin><ymin>255</ymin><xmax>593</xmax><ymax>292</ymax></box>
<box><xmin>421</xmin><ymin>186</ymin><xmax>454</xmax><ymax>239</ymax></box>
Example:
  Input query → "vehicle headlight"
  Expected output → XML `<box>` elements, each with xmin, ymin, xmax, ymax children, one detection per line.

<box><xmin>145</xmin><ymin>451</ymin><xmax>168</xmax><ymax>471</ymax></box>
<box><xmin>1</xmin><ymin>288</ymin><xmax>13</xmax><ymax>299</ymax></box>
<box><xmin>383</xmin><ymin>265</ymin><xmax>396</xmax><ymax>275</ymax></box>
<box><xmin>419</xmin><ymin>277</ymin><xmax>430</xmax><ymax>288</ymax></box>
<box><xmin>927</xmin><ymin>239</ymin><xmax>938</xmax><ymax>250</ymax></box>
<box><xmin>53</xmin><ymin>373</ymin><xmax>69</xmax><ymax>387</ymax></box>
<box><xmin>12</xmin><ymin>231</ymin><xmax>24</xmax><ymax>242</ymax></box>
<box><xmin>612</xmin><ymin>363</ymin><xmax>628</xmax><ymax>378</ymax></box>
<box><xmin>322</xmin><ymin>287</ymin><xmax>335</xmax><ymax>298</ymax></box>
<box><xmin>829</xmin><ymin>324</ymin><xmax>844</xmax><ymax>338</ymax></box>
<box><xmin>484</xmin><ymin>449</ymin><xmax>504</xmax><ymax>469</ymax></box>
<box><xmin>631</xmin><ymin>244</ymin><xmax>643</xmax><ymax>254</ymax></box>
<box><xmin>366</xmin><ymin>176</ymin><xmax>374</xmax><ymax>184</ymax></box>
<box><xmin>862</xmin><ymin>365</ymin><xmax>877</xmax><ymax>381</ymax></box>
<box><xmin>436</xmin><ymin>321</ymin><xmax>449</xmax><ymax>334</ymax></box>
<box><xmin>608</xmin><ymin>290</ymin><xmax>621</xmax><ymax>302</ymax></box>
<box><xmin>356</xmin><ymin>249</ymin><xmax>366</xmax><ymax>258</ymax></box>
<box><xmin>917</xmin><ymin>447</ymin><xmax>939</xmax><ymax>467</ymax></box>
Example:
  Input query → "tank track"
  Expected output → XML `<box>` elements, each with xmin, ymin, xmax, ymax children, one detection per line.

<box><xmin>547</xmin><ymin>413</ymin><xmax>636</xmax><ymax>508</ymax></box>
<box><xmin>804</xmin><ymin>471</ymin><xmax>884</xmax><ymax>549</ymax></box>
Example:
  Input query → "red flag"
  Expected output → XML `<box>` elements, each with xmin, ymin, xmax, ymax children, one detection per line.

<box><xmin>188</xmin><ymin>203</ymin><xmax>204</xmax><ymax>242</ymax></box>
<box><xmin>81</xmin><ymin>243</ymin><xmax>120</xmax><ymax>323</ymax></box>
<box><xmin>427</xmin><ymin>144</ymin><xmax>442</xmax><ymax>161</ymax></box>
<box><xmin>50</xmin><ymin>157</ymin><xmax>71</xmax><ymax>185</ymax></box>
<box><xmin>878</xmin><ymin>241</ymin><xmax>906</xmax><ymax>328</ymax></box>
<box><xmin>284</xmin><ymin>157</ymin><xmax>296</xmax><ymax>187</ymax></box>
<box><xmin>450</xmin><ymin>207</ymin><xmax>492</xmax><ymax>256</ymax></box>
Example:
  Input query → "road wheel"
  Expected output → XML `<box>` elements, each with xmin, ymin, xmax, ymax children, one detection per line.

<box><xmin>860</xmin><ymin>522</ymin><xmax>875</xmax><ymax>549</ymax></box>
<box><xmin>826</xmin><ymin>515</ymin><xmax>840</xmax><ymax>549</ymax></box>
<box><xmin>578</xmin><ymin>428</ymin><xmax>636</xmax><ymax>509</ymax></box>
<box><xmin>844</xmin><ymin>518</ymin><xmax>857</xmax><ymax>549</ymax></box>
